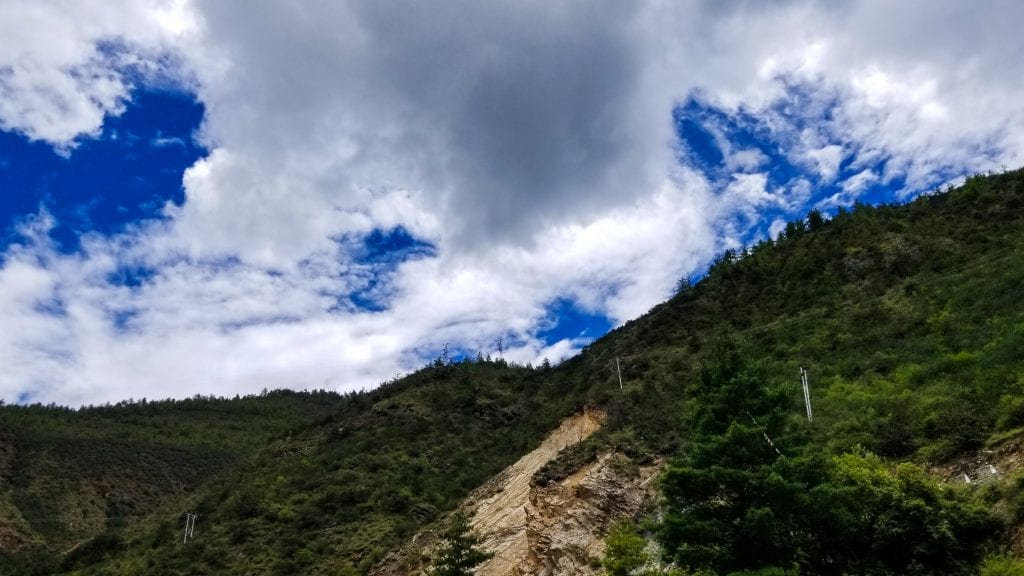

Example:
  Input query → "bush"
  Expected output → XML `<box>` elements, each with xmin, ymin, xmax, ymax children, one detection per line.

<box><xmin>602</xmin><ymin>519</ymin><xmax>649</xmax><ymax>576</ymax></box>
<box><xmin>980</xmin><ymin>556</ymin><xmax>1024</xmax><ymax>576</ymax></box>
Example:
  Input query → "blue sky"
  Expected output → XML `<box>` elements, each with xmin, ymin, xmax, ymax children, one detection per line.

<box><xmin>0</xmin><ymin>90</ymin><xmax>205</xmax><ymax>253</ymax></box>
<box><xmin>1</xmin><ymin>0</ymin><xmax>1023</xmax><ymax>405</ymax></box>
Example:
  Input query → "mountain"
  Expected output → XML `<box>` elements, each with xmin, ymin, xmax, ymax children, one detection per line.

<box><xmin>3</xmin><ymin>168</ymin><xmax>1024</xmax><ymax>575</ymax></box>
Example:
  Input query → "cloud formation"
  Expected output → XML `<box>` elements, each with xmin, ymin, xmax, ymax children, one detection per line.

<box><xmin>2</xmin><ymin>0</ymin><xmax>1024</xmax><ymax>404</ymax></box>
<box><xmin>0</xmin><ymin>0</ymin><xmax>190</xmax><ymax>149</ymax></box>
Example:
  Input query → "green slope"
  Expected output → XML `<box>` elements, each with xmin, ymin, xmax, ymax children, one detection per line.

<box><xmin>3</xmin><ymin>168</ymin><xmax>1024</xmax><ymax>575</ymax></box>
<box><xmin>0</xmin><ymin>390</ymin><xmax>346</xmax><ymax>573</ymax></box>
<box><xmin>29</xmin><ymin>364</ymin><xmax>586</xmax><ymax>576</ymax></box>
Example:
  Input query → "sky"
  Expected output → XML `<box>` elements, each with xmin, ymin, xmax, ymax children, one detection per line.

<box><xmin>1</xmin><ymin>1</ymin><xmax>1023</xmax><ymax>406</ymax></box>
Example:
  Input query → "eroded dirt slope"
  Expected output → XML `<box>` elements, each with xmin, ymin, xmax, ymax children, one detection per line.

<box><xmin>468</xmin><ymin>410</ymin><xmax>605</xmax><ymax>570</ymax></box>
<box><xmin>474</xmin><ymin>451</ymin><xmax>660</xmax><ymax>576</ymax></box>
<box><xmin>374</xmin><ymin>409</ymin><xmax>662</xmax><ymax>576</ymax></box>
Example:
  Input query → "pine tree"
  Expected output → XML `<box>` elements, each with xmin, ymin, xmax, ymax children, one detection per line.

<box><xmin>425</xmin><ymin>512</ymin><xmax>493</xmax><ymax>576</ymax></box>
<box><xmin>657</xmin><ymin>336</ymin><xmax>805</xmax><ymax>573</ymax></box>
<box><xmin>806</xmin><ymin>208</ymin><xmax>825</xmax><ymax>231</ymax></box>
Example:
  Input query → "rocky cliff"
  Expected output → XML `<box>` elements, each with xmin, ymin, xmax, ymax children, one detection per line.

<box><xmin>374</xmin><ymin>410</ymin><xmax>661</xmax><ymax>576</ymax></box>
<box><xmin>477</xmin><ymin>451</ymin><xmax>660</xmax><ymax>576</ymax></box>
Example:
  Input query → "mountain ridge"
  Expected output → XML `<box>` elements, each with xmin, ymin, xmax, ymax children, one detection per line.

<box><xmin>3</xmin><ymin>168</ymin><xmax>1024</xmax><ymax>574</ymax></box>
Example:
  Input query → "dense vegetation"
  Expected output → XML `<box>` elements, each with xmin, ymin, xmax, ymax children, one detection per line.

<box><xmin>2</xmin><ymin>362</ymin><xmax>588</xmax><ymax>575</ymax></box>
<box><xmin>3</xmin><ymin>168</ymin><xmax>1024</xmax><ymax>574</ymax></box>
<box><xmin>0</xmin><ymin>391</ymin><xmax>345</xmax><ymax>573</ymax></box>
<box><xmin>657</xmin><ymin>338</ymin><xmax>998</xmax><ymax>575</ymax></box>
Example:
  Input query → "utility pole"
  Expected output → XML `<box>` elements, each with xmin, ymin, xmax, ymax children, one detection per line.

<box><xmin>183</xmin><ymin>513</ymin><xmax>197</xmax><ymax>543</ymax></box>
<box><xmin>615</xmin><ymin>357</ymin><xmax>623</xmax><ymax>390</ymax></box>
<box><xmin>800</xmin><ymin>366</ymin><xmax>813</xmax><ymax>422</ymax></box>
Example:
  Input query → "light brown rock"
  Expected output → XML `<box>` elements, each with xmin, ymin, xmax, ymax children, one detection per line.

<box><xmin>372</xmin><ymin>410</ymin><xmax>661</xmax><ymax>576</ymax></box>
<box><xmin>474</xmin><ymin>452</ymin><xmax>660</xmax><ymax>576</ymax></box>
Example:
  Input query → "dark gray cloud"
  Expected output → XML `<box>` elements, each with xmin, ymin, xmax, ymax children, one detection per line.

<box><xmin>178</xmin><ymin>0</ymin><xmax>674</xmax><ymax>257</ymax></box>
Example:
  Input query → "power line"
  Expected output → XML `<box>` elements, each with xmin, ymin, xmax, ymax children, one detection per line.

<box><xmin>0</xmin><ymin>512</ymin><xmax>191</xmax><ymax>524</ymax></box>
<box><xmin>746</xmin><ymin>411</ymin><xmax>782</xmax><ymax>456</ymax></box>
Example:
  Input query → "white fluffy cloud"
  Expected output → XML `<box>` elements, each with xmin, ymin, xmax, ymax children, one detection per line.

<box><xmin>701</xmin><ymin>1</ymin><xmax>1024</xmax><ymax>195</ymax></box>
<box><xmin>0</xmin><ymin>0</ymin><xmax>192</xmax><ymax>149</ymax></box>
<box><xmin>0</xmin><ymin>171</ymin><xmax>714</xmax><ymax>405</ymax></box>
<box><xmin>2</xmin><ymin>0</ymin><xmax>1024</xmax><ymax>404</ymax></box>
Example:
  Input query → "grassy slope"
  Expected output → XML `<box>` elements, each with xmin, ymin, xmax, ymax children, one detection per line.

<box><xmin>4</xmin><ymin>168</ymin><xmax>1024</xmax><ymax>574</ymax></box>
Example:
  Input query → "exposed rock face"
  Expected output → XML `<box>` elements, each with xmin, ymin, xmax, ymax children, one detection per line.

<box><xmin>489</xmin><ymin>453</ymin><xmax>660</xmax><ymax>576</ymax></box>
<box><xmin>372</xmin><ymin>410</ymin><xmax>661</xmax><ymax>576</ymax></box>
<box><xmin>931</xmin><ymin>432</ymin><xmax>1024</xmax><ymax>484</ymax></box>
<box><xmin>462</xmin><ymin>411</ymin><xmax>602</xmax><ymax>574</ymax></box>
<box><xmin>468</xmin><ymin>411</ymin><xmax>660</xmax><ymax>576</ymax></box>
<box><xmin>930</xmin><ymin>433</ymin><xmax>1024</xmax><ymax>554</ymax></box>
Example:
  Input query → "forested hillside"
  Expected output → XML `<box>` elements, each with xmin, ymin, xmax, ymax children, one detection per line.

<box><xmin>3</xmin><ymin>168</ymin><xmax>1024</xmax><ymax>575</ymax></box>
<box><xmin>0</xmin><ymin>391</ymin><xmax>346</xmax><ymax>572</ymax></box>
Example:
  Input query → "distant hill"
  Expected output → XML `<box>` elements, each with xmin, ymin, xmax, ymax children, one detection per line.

<box><xmin>0</xmin><ymin>391</ymin><xmax>346</xmax><ymax>572</ymax></box>
<box><xmin>3</xmin><ymin>168</ymin><xmax>1024</xmax><ymax>575</ymax></box>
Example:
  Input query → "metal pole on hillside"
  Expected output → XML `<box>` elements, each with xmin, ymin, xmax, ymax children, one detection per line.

<box><xmin>800</xmin><ymin>367</ymin><xmax>813</xmax><ymax>422</ymax></box>
<box><xmin>182</xmin><ymin>513</ymin><xmax>197</xmax><ymax>543</ymax></box>
<box><xmin>615</xmin><ymin>357</ymin><xmax>623</xmax><ymax>389</ymax></box>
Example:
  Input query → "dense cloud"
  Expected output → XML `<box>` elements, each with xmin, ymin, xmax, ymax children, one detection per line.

<box><xmin>172</xmin><ymin>1</ymin><xmax>683</xmax><ymax>263</ymax></box>
<box><xmin>1</xmin><ymin>0</ymin><xmax>1023</xmax><ymax>404</ymax></box>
